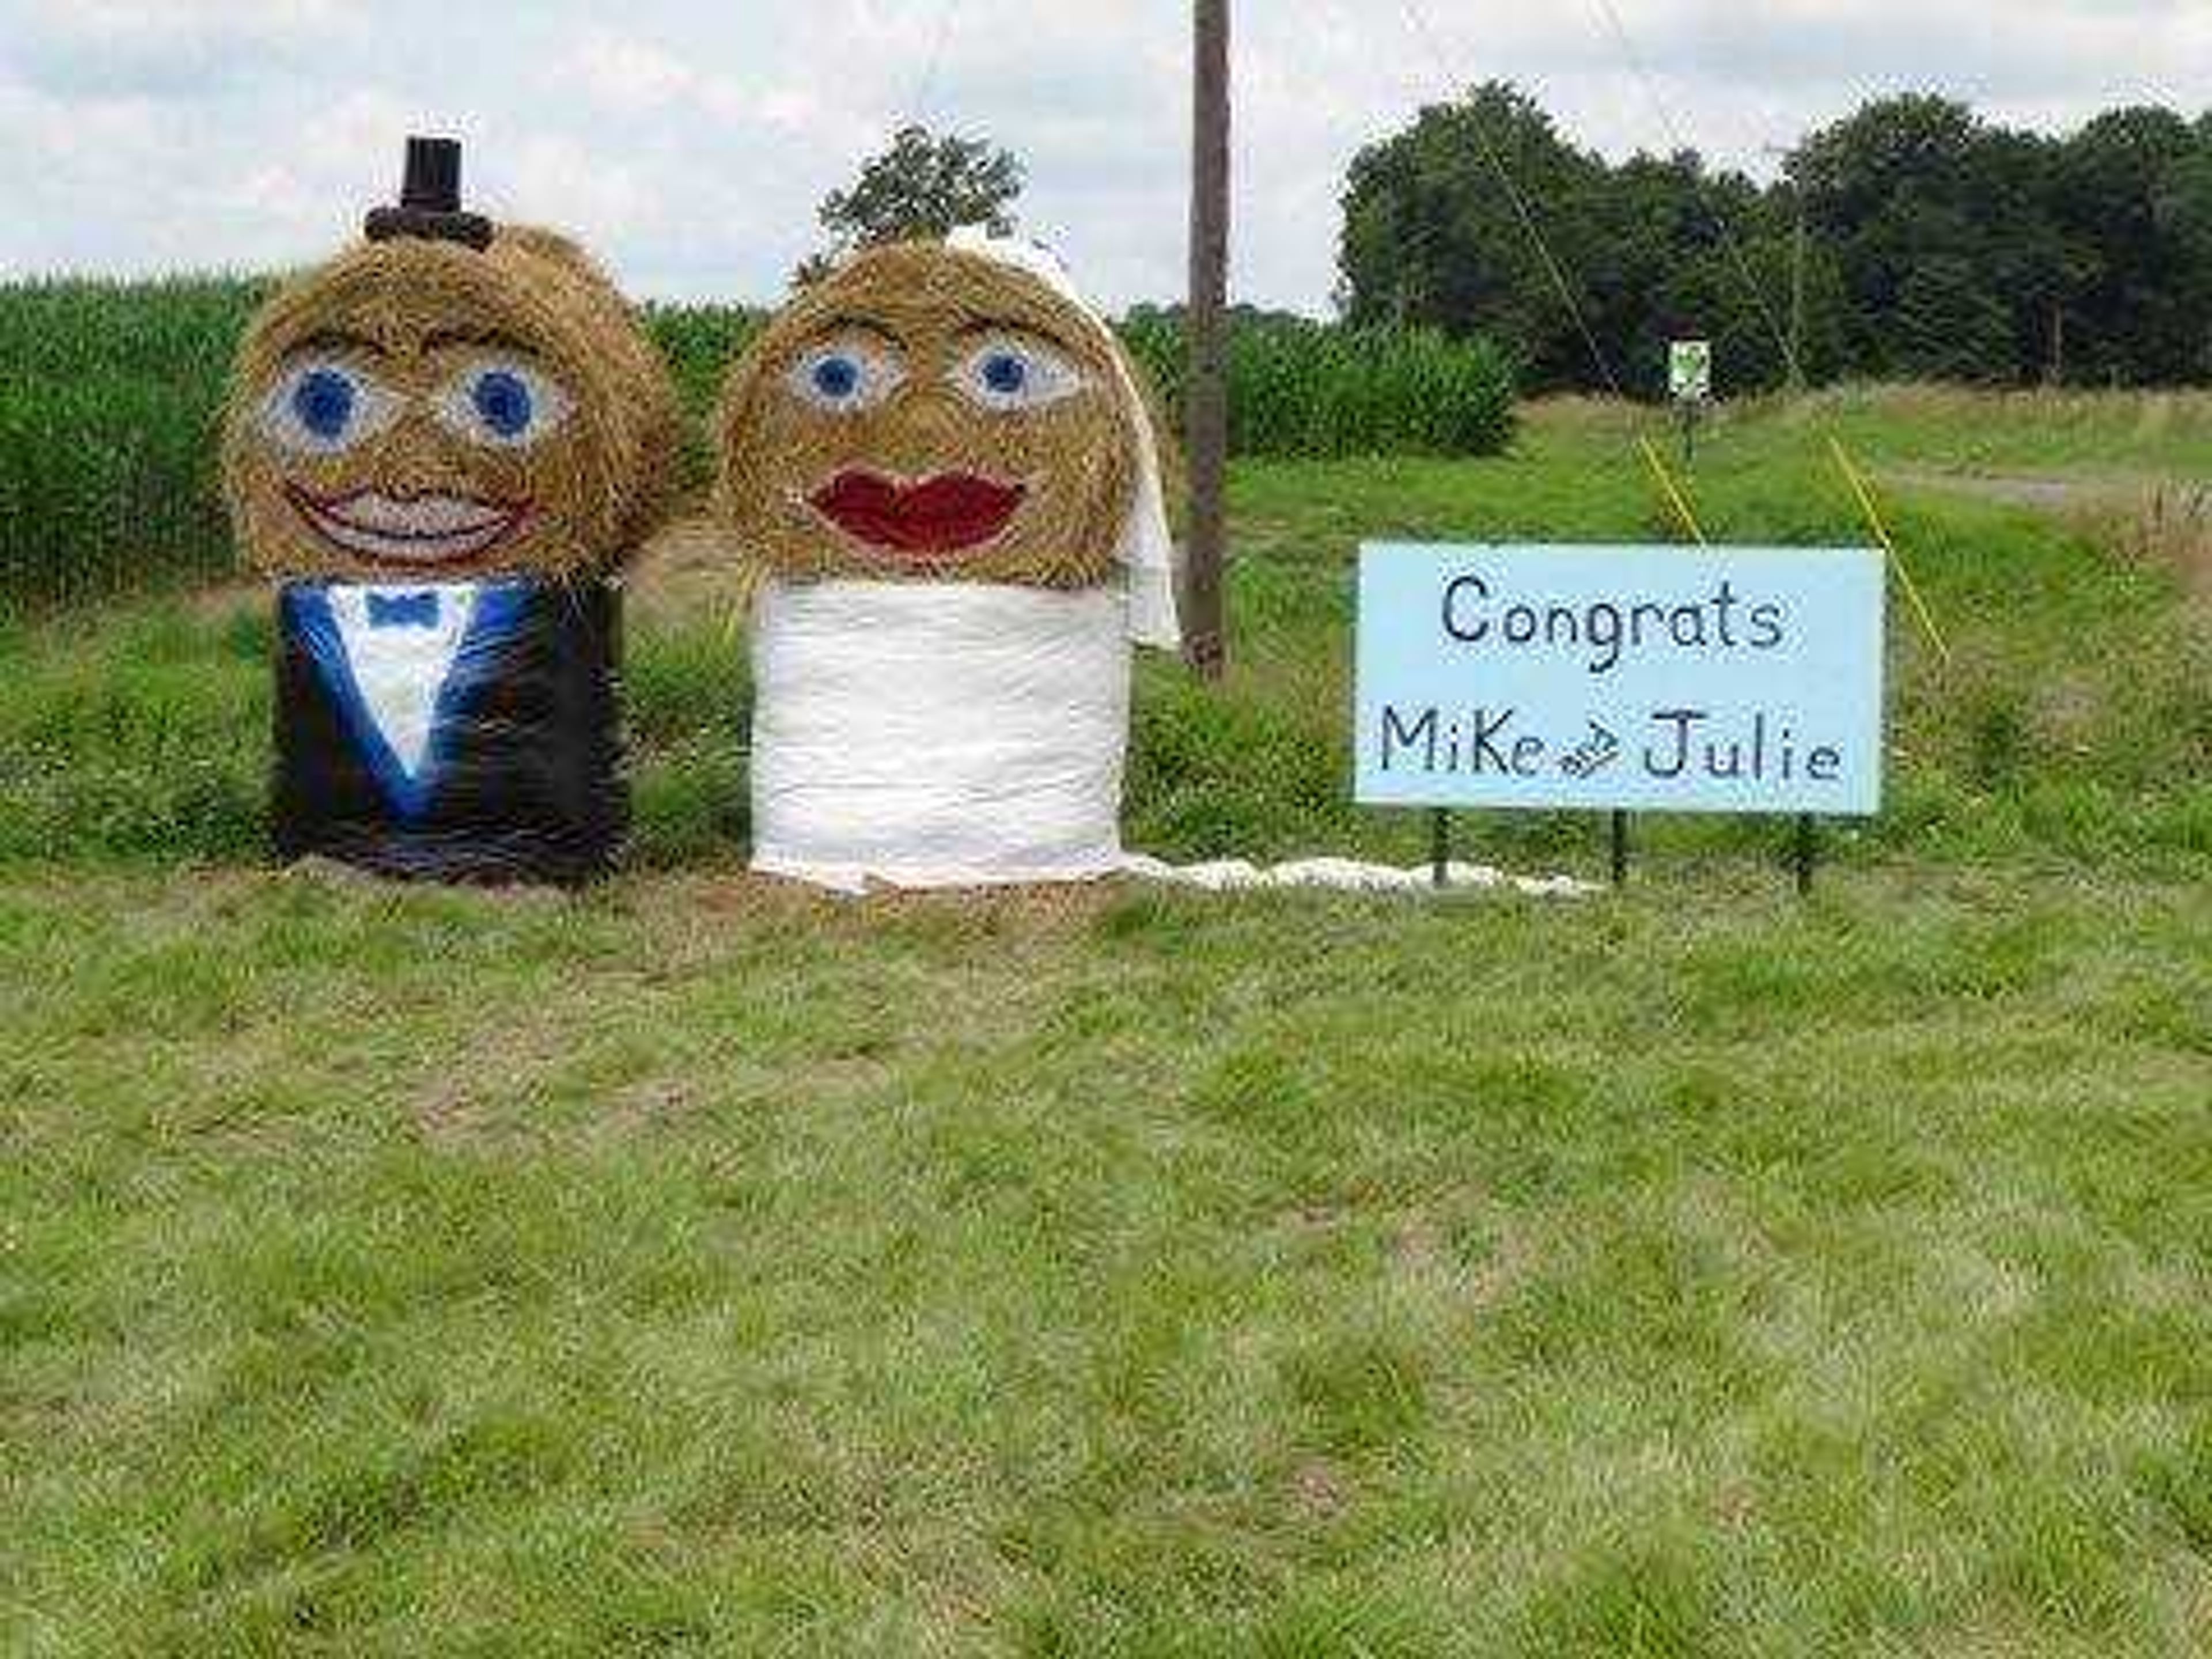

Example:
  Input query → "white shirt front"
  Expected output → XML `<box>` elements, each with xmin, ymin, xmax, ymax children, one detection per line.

<box><xmin>325</xmin><ymin>584</ymin><xmax>481</xmax><ymax>783</ymax></box>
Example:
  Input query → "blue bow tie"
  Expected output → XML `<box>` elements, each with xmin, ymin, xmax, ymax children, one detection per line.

<box><xmin>367</xmin><ymin>591</ymin><xmax>441</xmax><ymax>630</ymax></box>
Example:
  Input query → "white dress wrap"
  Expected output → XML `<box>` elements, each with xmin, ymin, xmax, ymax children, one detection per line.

<box><xmin>749</xmin><ymin>578</ymin><xmax>1136</xmax><ymax>891</ymax></box>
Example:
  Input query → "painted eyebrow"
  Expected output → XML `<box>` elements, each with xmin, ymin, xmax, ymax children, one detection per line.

<box><xmin>288</xmin><ymin>329</ymin><xmax>384</xmax><ymax>358</ymax></box>
<box><xmin>804</xmin><ymin>316</ymin><xmax>904</xmax><ymax>348</ymax></box>
<box><xmin>952</xmin><ymin>317</ymin><xmax>1060</xmax><ymax>339</ymax></box>
<box><xmin>421</xmin><ymin>328</ymin><xmax>537</xmax><ymax>354</ymax></box>
<box><xmin>951</xmin><ymin>319</ymin><xmax>1095</xmax><ymax>361</ymax></box>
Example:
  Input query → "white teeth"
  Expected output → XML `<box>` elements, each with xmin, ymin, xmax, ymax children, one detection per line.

<box><xmin>298</xmin><ymin>491</ymin><xmax>520</xmax><ymax>564</ymax></box>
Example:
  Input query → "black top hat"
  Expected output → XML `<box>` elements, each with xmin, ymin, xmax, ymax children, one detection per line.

<box><xmin>365</xmin><ymin>136</ymin><xmax>494</xmax><ymax>250</ymax></box>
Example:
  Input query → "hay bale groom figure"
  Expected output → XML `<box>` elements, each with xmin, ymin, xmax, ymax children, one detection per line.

<box><xmin>223</xmin><ymin>138</ymin><xmax>678</xmax><ymax>885</ymax></box>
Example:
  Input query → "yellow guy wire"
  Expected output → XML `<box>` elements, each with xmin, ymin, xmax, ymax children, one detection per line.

<box><xmin>1584</xmin><ymin>0</ymin><xmax>1955</xmax><ymax>667</ymax></box>
<box><xmin>1387</xmin><ymin>0</ymin><xmax>1707</xmax><ymax>540</ymax></box>
<box><xmin>1827</xmin><ymin>437</ymin><xmax>1953</xmax><ymax>666</ymax></box>
<box><xmin>1637</xmin><ymin>435</ymin><xmax>1707</xmax><ymax>544</ymax></box>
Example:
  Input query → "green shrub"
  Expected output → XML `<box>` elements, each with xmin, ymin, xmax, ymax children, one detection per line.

<box><xmin>641</xmin><ymin>302</ymin><xmax>764</xmax><ymax>493</ymax></box>
<box><xmin>643</xmin><ymin>302</ymin><xmax>763</xmax><ymax>416</ymax></box>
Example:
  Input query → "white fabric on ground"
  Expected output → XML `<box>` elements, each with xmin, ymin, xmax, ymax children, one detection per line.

<box><xmin>748</xmin><ymin>580</ymin><xmax>1594</xmax><ymax>899</ymax></box>
<box><xmin>1122</xmin><ymin>855</ymin><xmax>1595</xmax><ymax>898</ymax></box>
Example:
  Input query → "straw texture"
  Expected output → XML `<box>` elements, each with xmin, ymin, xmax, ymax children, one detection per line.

<box><xmin>224</xmin><ymin>226</ymin><xmax>679</xmax><ymax>581</ymax></box>
<box><xmin>714</xmin><ymin>240</ymin><xmax>1166</xmax><ymax>589</ymax></box>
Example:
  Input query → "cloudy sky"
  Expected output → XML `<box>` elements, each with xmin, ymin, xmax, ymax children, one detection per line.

<box><xmin>1</xmin><ymin>1</ymin><xmax>2205</xmax><ymax>313</ymax></box>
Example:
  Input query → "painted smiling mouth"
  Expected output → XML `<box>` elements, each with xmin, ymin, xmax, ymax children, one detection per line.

<box><xmin>806</xmin><ymin>469</ymin><xmax>1027</xmax><ymax>558</ymax></box>
<box><xmin>285</xmin><ymin>485</ymin><xmax>530</xmax><ymax>566</ymax></box>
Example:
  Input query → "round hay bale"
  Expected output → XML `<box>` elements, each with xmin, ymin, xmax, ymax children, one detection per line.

<box><xmin>224</xmin><ymin>226</ymin><xmax>679</xmax><ymax>581</ymax></box>
<box><xmin>714</xmin><ymin>239</ymin><xmax>1161</xmax><ymax>589</ymax></box>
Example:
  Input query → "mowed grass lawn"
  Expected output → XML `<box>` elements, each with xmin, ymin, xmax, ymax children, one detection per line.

<box><xmin>5</xmin><ymin>870</ymin><xmax>2210</xmax><ymax>1654</ymax></box>
<box><xmin>4</xmin><ymin>393</ymin><xmax>2211</xmax><ymax>1652</ymax></box>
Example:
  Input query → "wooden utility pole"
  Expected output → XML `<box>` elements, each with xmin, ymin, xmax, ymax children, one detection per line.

<box><xmin>1789</xmin><ymin>191</ymin><xmax>1807</xmax><ymax>392</ymax></box>
<box><xmin>1764</xmin><ymin>143</ymin><xmax>1806</xmax><ymax>392</ymax></box>
<box><xmin>1185</xmin><ymin>0</ymin><xmax>1231</xmax><ymax>679</ymax></box>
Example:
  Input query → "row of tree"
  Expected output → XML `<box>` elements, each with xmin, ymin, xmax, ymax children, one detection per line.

<box><xmin>1337</xmin><ymin>86</ymin><xmax>2212</xmax><ymax>396</ymax></box>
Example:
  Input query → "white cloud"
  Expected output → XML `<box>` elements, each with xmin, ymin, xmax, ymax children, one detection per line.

<box><xmin>560</xmin><ymin>26</ymin><xmax>703</xmax><ymax>113</ymax></box>
<box><xmin>5</xmin><ymin>0</ymin><xmax>353</xmax><ymax>96</ymax></box>
<box><xmin>0</xmin><ymin>0</ymin><xmax>2204</xmax><ymax>310</ymax></box>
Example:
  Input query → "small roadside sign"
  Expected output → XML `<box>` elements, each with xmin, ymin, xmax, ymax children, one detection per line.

<box><xmin>1669</xmin><ymin>340</ymin><xmax>1715</xmax><ymax>463</ymax></box>
<box><xmin>1669</xmin><ymin>339</ymin><xmax>1713</xmax><ymax>403</ymax></box>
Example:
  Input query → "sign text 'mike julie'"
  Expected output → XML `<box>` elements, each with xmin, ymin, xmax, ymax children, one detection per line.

<box><xmin>1355</xmin><ymin>544</ymin><xmax>1887</xmax><ymax>817</ymax></box>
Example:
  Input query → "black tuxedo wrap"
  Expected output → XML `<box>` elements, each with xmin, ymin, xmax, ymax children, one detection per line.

<box><xmin>273</xmin><ymin>578</ymin><xmax>627</xmax><ymax>887</ymax></box>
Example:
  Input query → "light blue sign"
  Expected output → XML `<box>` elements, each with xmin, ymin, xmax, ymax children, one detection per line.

<box><xmin>1355</xmin><ymin>543</ymin><xmax>1887</xmax><ymax>816</ymax></box>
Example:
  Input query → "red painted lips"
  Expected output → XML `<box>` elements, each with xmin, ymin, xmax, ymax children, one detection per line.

<box><xmin>808</xmin><ymin>469</ymin><xmax>1027</xmax><ymax>558</ymax></box>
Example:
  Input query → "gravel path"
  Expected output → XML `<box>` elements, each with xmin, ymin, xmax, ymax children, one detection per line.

<box><xmin>1880</xmin><ymin>468</ymin><xmax>2176</xmax><ymax>512</ymax></box>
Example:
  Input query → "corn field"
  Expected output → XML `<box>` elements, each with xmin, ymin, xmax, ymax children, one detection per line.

<box><xmin>1</xmin><ymin>278</ymin><xmax>269</xmax><ymax>613</ymax></box>
<box><xmin>1119</xmin><ymin>312</ymin><xmax>1517</xmax><ymax>462</ymax></box>
<box><xmin>0</xmin><ymin>278</ymin><xmax>1516</xmax><ymax>616</ymax></box>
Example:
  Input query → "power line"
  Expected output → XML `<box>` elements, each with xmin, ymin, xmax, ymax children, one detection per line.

<box><xmin>1582</xmin><ymin>0</ymin><xmax>1953</xmax><ymax>664</ymax></box>
<box><xmin>1380</xmin><ymin>0</ymin><xmax>1715</xmax><ymax>536</ymax></box>
<box><xmin>1392</xmin><ymin>0</ymin><xmax>1627</xmax><ymax>400</ymax></box>
<box><xmin>1585</xmin><ymin>0</ymin><xmax>1804</xmax><ymax>388</ymax></box>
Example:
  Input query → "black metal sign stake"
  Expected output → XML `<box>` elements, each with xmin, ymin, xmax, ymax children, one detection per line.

<box><xmin>1609</xmin><ymin>810</ymin><xmax>1631</xmax><ymax>888</ymax></box>
<box><xmin>1430</xmin><ymin>809</ymin><xmax>1452</xmax><ymax>891</ymax></box>
<box><xmin>1794</xmin><ymin>814</ymin><xmax>1819</xmax><ymax>897</ymax></box>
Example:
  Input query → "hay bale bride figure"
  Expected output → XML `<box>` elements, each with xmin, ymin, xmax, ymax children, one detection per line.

<box><xmin>714</xmin><ymin>229</ymin><xmax>1180</xmax><ymax>892</ymax></box>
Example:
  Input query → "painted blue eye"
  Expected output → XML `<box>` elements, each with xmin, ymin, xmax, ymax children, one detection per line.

<box><xmin>812</xmin><ymin>356</ymin><xmax>861</xmax><ymax>401</ymax></box>
<box><xmin>261</xmin><ymin>358</ymin><xmax>397</xmax><ymax>454</ymax></box>
<box><xmin>955</xmin><ymin>337</ymin><xmax>1084</xmax><ymax>412</ymax></box>
<box><xmin>471</xmin><ymin>369</ymin><xmax>533</xmax><ymax>439</ymax></box>
<box><xmin>788</xmin><ymin>339</ymin><xmax>904</xmax><ymax>414</ymax></box>
<box><xmin>437</xmin><ymin>358</ymin><xmax>571</xmax><ymax>448</ymax></box>
<box><xmin>293</xmin><ymin>368</ymin><xmax>356</xmax><ymax>440</ymax></box>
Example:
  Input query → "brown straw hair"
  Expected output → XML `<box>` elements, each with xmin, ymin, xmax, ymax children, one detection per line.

<box><xmin>714</xmin><ymin>240</ymin><xmax>1168</xmax><ymax>589</ymax></box>
<box><xmin>224</xmin><ymin>225</ymin><xmax>680</xmax><ymax>582</ymax></box>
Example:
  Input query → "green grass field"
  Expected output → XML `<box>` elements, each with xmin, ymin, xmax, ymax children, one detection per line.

<box><xmin>4</xmin><ymin>393</ymin><xmax>2210</xmax><ymax>1653</ymax></box>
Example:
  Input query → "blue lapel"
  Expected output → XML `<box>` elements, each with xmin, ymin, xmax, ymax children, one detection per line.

<box><xmin>283</xmin><ymin>579</ymin><xmax>535</xmax><ymax>821</ymax></box>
